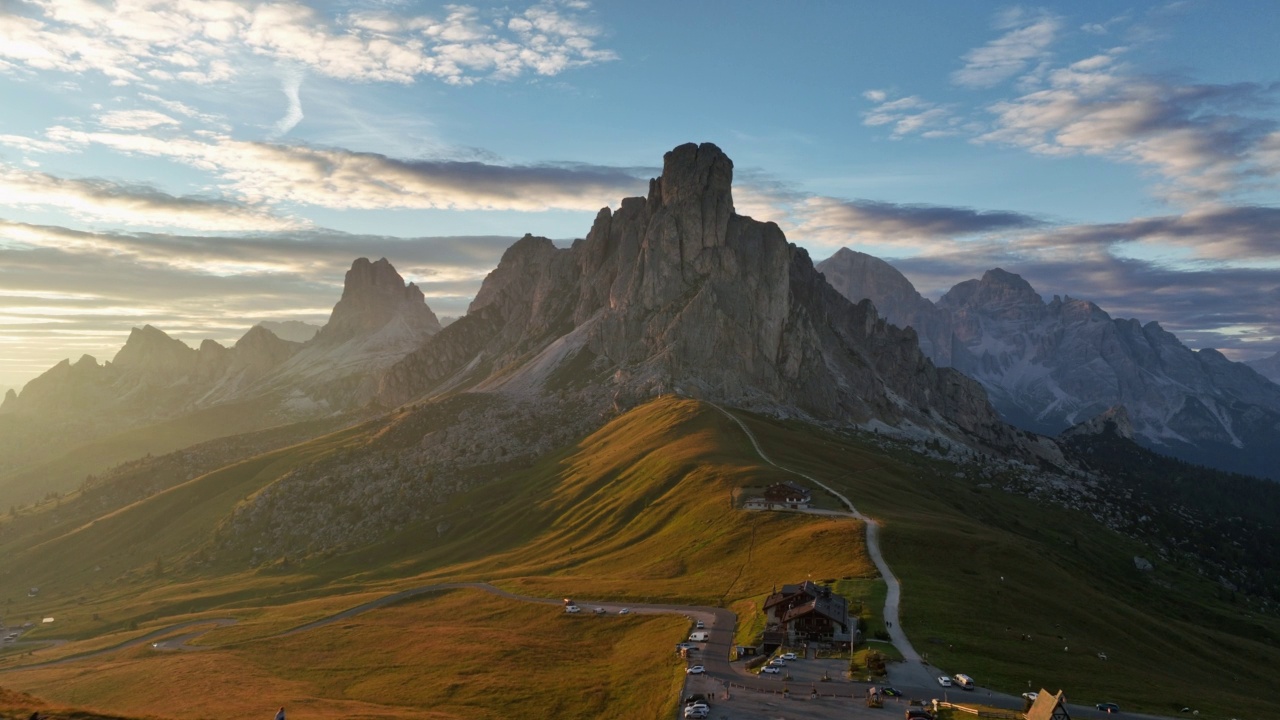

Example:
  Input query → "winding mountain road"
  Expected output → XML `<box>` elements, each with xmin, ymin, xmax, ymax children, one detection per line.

<box><xmin>707</xmin><ymin>404</ymin><xmax>924</xmax><ymax>669</ymax></box>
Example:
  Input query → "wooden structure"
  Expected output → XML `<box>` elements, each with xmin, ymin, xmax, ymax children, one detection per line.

<box><xmin>1025</xmin><ymin>690</ymin><xmax>1070</xmax><ymax>720</ymax></box>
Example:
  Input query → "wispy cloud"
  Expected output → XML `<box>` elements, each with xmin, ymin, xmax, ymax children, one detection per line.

<box><xmin>0</xmin><ymin>164</ymin><xmax>303</xmax><ymax>232</ymax></box>
<box><xmin>271</xmin><ymin>65</ymin><xmax>306</xmax><ymax>138</ymax></box>
<box><xmin>861</xmin><ymin>91</ymin><xmax>956</xmax><ymax>139</ymax></box>
<box><xmin>953</xmin><ymin>8</ymin><xmax>1061</xmax><ymax>89</ymax></box>
<box><xmin>0</xmin><ymin>0</ymin><xmax>616</xmax><ymax>87</ymax></box>
<box><xmin>37</xmin><ymin>126</ymin><xmax>650</xmax><ymax>213</ymax></box>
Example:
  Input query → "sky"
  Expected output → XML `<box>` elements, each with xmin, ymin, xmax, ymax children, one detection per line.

<box><xmin>1</xmin><ymin>0</ymin><xmax>1279</xmax><ymax>392</ymax></box>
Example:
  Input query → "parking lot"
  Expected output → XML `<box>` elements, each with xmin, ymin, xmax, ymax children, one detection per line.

<box><xmin>682</xmin><ymin>654</ymin><xmax>941</xmax><ymax>720</ymax></box>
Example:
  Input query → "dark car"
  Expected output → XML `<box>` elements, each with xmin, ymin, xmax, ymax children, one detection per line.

<box><xmin>882</xmin><ymin>687</ymin><xmax>903</xmax><ymax>697</ymax></box>
<box><xmin>1096</xmin><ymin>702</ymin><xmax>1120</xmax><ymax>713</ymax></box>
<box><xmin>905</xmin><ymin>709</ymin><xmax>934</xmax><ymax>720</ymax></box>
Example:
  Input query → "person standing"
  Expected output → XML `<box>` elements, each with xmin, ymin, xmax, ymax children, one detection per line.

<box><xmin>275</xmin><ymin>707</ymin><xmax>286</xmax><ymax>720</ymax></box>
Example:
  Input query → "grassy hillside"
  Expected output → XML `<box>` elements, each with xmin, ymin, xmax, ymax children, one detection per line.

<box><xmin>0</xmin><ymin>396</ymin><xmax>878</xmax><ymax>720</ymax></box>
<box><xmin>729</xmin><ymin>409</ymin><xmax>1280</xmax><ymax>720</ymax></box>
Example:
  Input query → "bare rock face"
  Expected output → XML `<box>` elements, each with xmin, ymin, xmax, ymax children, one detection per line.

<box><xmin>816</xmin><ymin>247</ymin><xmax>958</xmax><ymax>366</ymax></box>
<box><xmin>381</xmin><ymin>142</ymin><xmax>1012</xmax><ymax>447</ymax></box>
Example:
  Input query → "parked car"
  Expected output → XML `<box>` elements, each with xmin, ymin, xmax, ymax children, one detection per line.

<box><xmin>685</xmin><ymin>665</ymin><xmax>705</xmax><ymax>674</ymax></box>
<box><xmin>937</xmin><ymin>676</ymin><xmax>952</xmax><ymax>687</ymax></box>
<box><xmin>770</xmin><ymin>657</ymin><xmax>786</xmax><ymax>665</ymax></box>
<box><xmin>683</xmin><ymin>694</ymin><xmax>707</xmax><ymax>705</ymax></box>
<box><xmin>882</xmin><ymin>687</ymin><xmax>902</xmax><ymax>697</ymax></box>
<box><xmin>593</xmin><ymin>607</ymin><xmax>607</xmax><ymax>615</ymax></box>
<box><xmin>1096</xmin><ymin>702</ymin><xmax>1120</xmax><ymax>713</ymax></box>
<box><xmin>683</xmin><ymin>707</ymin><xmax>708</xmax><ymax>720</ymax></box>
<box><xmin>564</xmin><ymin>605</ymin><xmax>580</xmax><ymax>613</ymax></box>
<box><xmin>953</xmin><ymin>673</ymin><xmax>975</xmax><ymax>690</ymax></box>
<box><xmin>619</xmin><ymin>608</ymin><xmax>631</xmax><ymax>615</ymax></box>
<box><xmin>1021</xmin><ymin>692</ymin><xmax>1039</xmax><ymax>702</ymax></box>
<box><xmin>780</xmin><ymin>651</ymin><xmax>797</xmax><ymax>661</ymax></box>
<box><xmin>905</xmin><ymin>710</ymin><xmax>934</xmax><ymax>720</ymax></box>
<box><xmin>761</xmin><ymin>665</ymin><xmax>781</xmax><ymax>674</ymax></box>
<box><xmin>695</xmin><ymin>620</ymin><xmax>705</xmax><ymax>629</ymax></box>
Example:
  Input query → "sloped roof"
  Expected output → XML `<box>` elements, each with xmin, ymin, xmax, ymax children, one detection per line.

<box><xmin>1026</xmin><ymin>690</ymin><xmax>1070</xmax><ymax>720</ymax></box>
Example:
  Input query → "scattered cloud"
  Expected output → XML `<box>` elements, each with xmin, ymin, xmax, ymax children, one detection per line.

<box><xmin>953</xmin><ymin>8</ymin><xmax>1061</xmax><ymax>89</ymax></box>
<box><xmin>0</xmin><ymin>0</ymin><xmax>616</xmax><ymax>87</ymax></box>
<box><xmin>97</xmin><ymin>109</ymin><xmax>183</xmax><ymax>131</ymax></box>
<box><xmin>862</xmin><ymin>93</ymin><xmax>956</xmax><ymax>139</ymax></box>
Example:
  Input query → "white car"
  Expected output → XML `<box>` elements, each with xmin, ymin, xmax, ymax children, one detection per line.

<box><xmin>770</xmin><ymin>657</ymin><xmax>786</xmax><ymax>665</ymax></box>
<box><xmin>1022</xmin><ymin>692</ymin><xmax>1039</xmax><ymax>702</ymax></box>
<box><xmin>619</xmin><ymin>608</ymin><xmax>631</xmax><ymax>615</ymax></box>
<box><xmin>593</xmin><ymin>607</ymin><xmax>607</xmax><ymax>615</ymax></box>
<box><xmin>780</xmin><ymin>651</ymin><xmax>798</xmax><ymax>661</ymax></box>
<box><xmin>564</xmin><ymin>605</ymin><xmax>580</xmax><ymax>613</ymax></box>
<box><xmin>938</xmin><ymin>676</ymin><xmax>953</xmax><ymax>687</ymax></box>
<box><xmin>695</xmin><ymin>620</ymin><xmax>705</xmax><ymax>629</ymax></box>
<box><xmin>683</xmin><ymin>707</ymin><xmax>708</xmax><ymax>720</ymax></box>
<box><xmin>685</xmin><ymin>665</ymin><xmax>705</xmax><ymax>674</ymax></box>
<box><xmin>761</xmin><ymin>665</ymin><xmax>781</xmax><ymax>674</ymax></box>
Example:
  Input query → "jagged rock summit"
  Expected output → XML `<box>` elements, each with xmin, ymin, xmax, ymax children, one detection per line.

<box><xmin>381</xmin><ymin>143</ymin><xmax>1013</xmax><ymax>447</ymax></box>
<box><xmin>313</xmin><ymin>257</ymin><xmax>440</xmax><ymax>347</ymax></box>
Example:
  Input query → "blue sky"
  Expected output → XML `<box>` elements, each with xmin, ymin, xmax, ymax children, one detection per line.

<box><xmin>1</xmin><ymin>0</ymin><xmax>1278</xmax><ymax>391</ymax></box>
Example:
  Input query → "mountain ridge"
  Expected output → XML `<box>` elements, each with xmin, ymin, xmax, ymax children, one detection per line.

<box><xmin>817</xmin><ymin>246</ymin><xmax>1280</xmax><ymax>479</ymax></box>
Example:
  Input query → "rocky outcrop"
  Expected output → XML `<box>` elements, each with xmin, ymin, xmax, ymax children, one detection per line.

<box><xmin>1061</xmin><ymin>405</ymin><xmax>1134</xmax><ymax>441</ymax></box>
<box><xmin>381</xmin><ymin>143</ymin><xmax>1013</xmax><ymax>447</ymax></box>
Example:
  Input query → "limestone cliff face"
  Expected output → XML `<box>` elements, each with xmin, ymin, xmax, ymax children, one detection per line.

<box><xmin>381</xmin><ymin>143</ymin><xmax>1011</xmax><ymax>444</ymax></box>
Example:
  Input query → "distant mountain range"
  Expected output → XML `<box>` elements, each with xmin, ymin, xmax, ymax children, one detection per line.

<box><xmin>0</xmin><ymin>258</ymin><xmax>439</xmax><ymax>496</ymax></box>
<box><xmin>817</xmin><ymin>248</ymin><xmax>1280</xmax><ymax>480</ymax></box>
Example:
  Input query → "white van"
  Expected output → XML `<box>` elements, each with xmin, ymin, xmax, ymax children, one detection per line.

<box><xmin>688</xmin><ymin>631</ymin><xmax>710</xmax><ymax>642</ymax></box>
<box><xmin>953</xmin><ymin>674</ymin><xmax>975</xmax><ymax>690</ymax></box>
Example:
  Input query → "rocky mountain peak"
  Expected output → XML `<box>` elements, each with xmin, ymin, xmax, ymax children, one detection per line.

<box><xmin>111</xmin><ymin>325</ymin><xmax>196</xmax><ymax>373</ymax></box>
<box><xmin>940</xmin><ymin>268</ymin><xmax>1042</xmax><ymax>310</ymax></box>
<box><xmin>313</xmin><ymin>257</ymin><xmax>441</xmax><ymax>346</ymax></box>
<box><xmin>815</xmin><ymin>247</ymin><xmax>956</xmax><ymax>366</ymax></box>
<box><xmin>381</xmin><ymin>142</ymin><xmax>1014</xmax><ymax>451</ymax></box>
